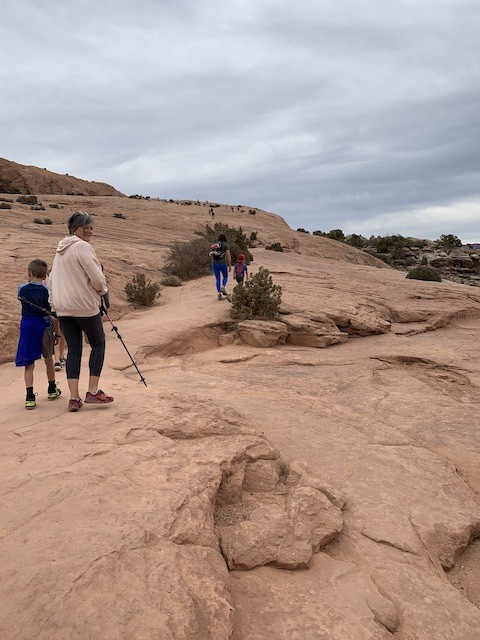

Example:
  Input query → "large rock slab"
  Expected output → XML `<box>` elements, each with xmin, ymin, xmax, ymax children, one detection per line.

<box><xmin>237</xmin><ymin>319</ymin><xmax>288</xmax><ymax>347</ymax></box>
<box><xmin>283</xmin><ymin>313</ymin><xmax>349</xmax><ymax>347</ymax></box>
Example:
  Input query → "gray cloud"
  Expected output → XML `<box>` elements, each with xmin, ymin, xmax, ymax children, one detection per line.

<box><xmin>1</xmin><ymin>0</ymin><xmax>479</xmax><ymax>241</ymax></box>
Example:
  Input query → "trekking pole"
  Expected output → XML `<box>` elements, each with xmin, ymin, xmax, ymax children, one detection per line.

<box><xmin>18</xmin><ymin>296</ymin><xmax>54</xmax><ymax>317</ymax></box>
<box><xmin>101</xmin><ymin>304</ymin><xmax>147</xmax><ymax>386</ymax></box>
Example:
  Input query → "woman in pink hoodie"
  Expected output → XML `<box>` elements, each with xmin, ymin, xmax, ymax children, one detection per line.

<box><xmin>50</xmin><ymin>211</ymin><xmax>114</xmax><ymax>412</ymax></box>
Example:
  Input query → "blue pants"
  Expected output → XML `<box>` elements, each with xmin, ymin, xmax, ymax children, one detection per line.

<box><xmin>212</xmin><ymin>262</ymin><xmax>228</xmax><ymax>292</ymax></box>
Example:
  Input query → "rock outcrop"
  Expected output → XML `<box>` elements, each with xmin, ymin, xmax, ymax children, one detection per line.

<box><xmin>0</xmin><ymin>157</ymin><xmax>124</xmax><ymax>196</ymax></box>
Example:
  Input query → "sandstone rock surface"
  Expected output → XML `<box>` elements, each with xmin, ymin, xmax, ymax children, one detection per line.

<box><xmin>2</xmin><ymin>194</ymin><xmax>480</xmax><ymax>638</ymax></box>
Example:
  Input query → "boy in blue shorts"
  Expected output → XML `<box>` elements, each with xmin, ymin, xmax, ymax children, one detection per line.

<box><xmin>16</xmin><ymin>259</ymin><xmax>62</xmax><ymax>409</ymax></box>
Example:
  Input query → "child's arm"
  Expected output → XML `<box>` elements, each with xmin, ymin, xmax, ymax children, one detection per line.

<box><xmin>51</xmin><ymin>315</ymin><xmax>61</xmax><ymax>343</ymax></box>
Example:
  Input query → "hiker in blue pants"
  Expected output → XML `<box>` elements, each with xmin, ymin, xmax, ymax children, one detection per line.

<box><xmin>209</xmin><ymin>233</ymin><xmax>231</xmax><ymax>300</ymax></box>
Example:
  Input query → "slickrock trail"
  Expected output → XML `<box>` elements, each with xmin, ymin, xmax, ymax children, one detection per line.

<box><xmin>1</xmin><ymin>195</ymin><xmax>480</xmax><ymax>638</ymax></box>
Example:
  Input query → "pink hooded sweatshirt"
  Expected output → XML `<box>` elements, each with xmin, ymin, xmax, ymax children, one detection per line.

<box><xmin>50</xmin><ymin>235</ymin><xmax>107</xmax><ymax>317</ymax></box>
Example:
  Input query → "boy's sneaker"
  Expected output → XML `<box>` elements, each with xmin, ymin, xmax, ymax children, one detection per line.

<box><xmin>55</xmin><ymin>357</ymin><xmax>67</xmax><ymax>372</ymax></box>
<box><xmin>68</xmin><ymin>398</ymin><xmax>83</xmax><ymax>412</ymax></box>
<box><xmin>48</xmin><ymin>388</ymin><xmax>62</xmax><ymax>400</ymax></box>
<box><xmin>25</xmin><ymin>396</ymin><xmax>36</xmax><ymax>410</ymax></box>
<box><xmin>220</xmin><ymin>287</ymin><xmax>227</xmax><ymax>296</ymax></box>
<box><xmin>218</xmin><ymin>292</ymin><xmax>223</xmax><ymax>300</ymax></box>
<box><xmin>84</xmin><ymin>390</ymin><xmax>114</xmax><ymax>404</ymax></box>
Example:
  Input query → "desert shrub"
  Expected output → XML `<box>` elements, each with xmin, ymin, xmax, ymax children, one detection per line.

<box><xmin>195</xmin><ymin>222</ymin><xmax>253</xmax><ymax>263</ymax></box>
<box><xmin>0</xmin><ymin>202</ymin><xmax>12</xmax><ymax>209</ymax></box>
<box><xmin>373</xmin><ymin>234</ymin><xmax>408</xmax><ymax>259</ymax></box>
<box><xmin>125</xmin><ymin>274</ymin><xmax>160</xmax><ymax>307</ymax></box>
<box><xmin>248</xmin><ymin>209</ymin><xmax>257</xmax><ymax>215</ymax></box>
<box><xmin>161</xmin><ymin>274</ymin><xmax>183</xmax><ymax>287</ymax></box>
<box><xmin>420</xmin><ymin>255</ymin><xmax>428</xmax><ymax>265</ymax></box>
<box><xmin>49</xmin><ymin>203</ymin><xmax>59</xmax><ymax>209</ymax></box>
<box><xmin>435</xmin><ymin>234</ymin><xmax>462</xmax><ymax>254</ymax></box>
<box><xmin>113</xmin><ymin>213</ymin><xmax>127</xmax><ymax>219</ymax></box>
<box><xmin>249</xmin><ymin>231</ymin><xmax>258</xmax><ymax>242</ymax></box>
<box><xmin>0</xmin><ymin>197</ymin><xmax>13</xmax><ymax>202</ymax></box>
<box><xmin>31</xmin><ymin>205</ymin><xmax>45</xmax><ymax>210</ymax></box>
<box><xmin>33</xmin><ymin>218</ymin><xmax>45</xmax><ymax>224</ymax></box>
<box><xmin>312</xmin><ymin>230</ymin><xmax>327</xmax><ymax>236</ymax></box>
<box><xmin>17</xmin><ymin>195</ymin><xmax>37</xmax><ymax>205</ymax></box>
<box><xmin>327</xmin><ymin>229</ymin><xmax>345</xmax><ymax>242</ymax></box>
<box><xmin>163</xmin><ymin>237</ymin><xmax>212</xmax><ymax>281</ymax></box>
<box><xmin>345</xmin><ymin>234</ymin><xmax>366</xmax><ymax>249</ymax></box>
<box><xmin>406</xmin><ymin>266</ymin><xmax>442</xmax><ymax>282</ymax></box>
<box><xmin>230</xmin><ymin>267</ymin><xmax>282</xmax><ymax>320</ymax></box>
<box><xmin>43</xmin><ymin>217</ymin><xmax>53</xmax><ymax>225</ymax></box>
<box><xmin>265</xmin><ymin>242</ymin><xmax>283</xmax><ymax>252</ymax></box>
<box><xmin>296</xmin><ymin>228</ymin><xmax>310</xmax><ymax>234</ymax></box>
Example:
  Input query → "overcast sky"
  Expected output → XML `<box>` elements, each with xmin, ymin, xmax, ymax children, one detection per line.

<box><xmin>1</xmin><ymin>0</ymin><xmax>479</xmax><ymax>241</ymax></box>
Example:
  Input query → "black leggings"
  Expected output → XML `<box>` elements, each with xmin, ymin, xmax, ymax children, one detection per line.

<box><xmin>60</xmin><ymin>314</ymin><xmax>105</xmax><ymax>379</ymax></box>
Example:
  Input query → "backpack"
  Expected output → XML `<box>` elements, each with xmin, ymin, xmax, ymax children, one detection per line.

<box><xmin>210</xmin><ymin>242</ymin><xmax>226</xmax><ymax>261</ymax></box>
<box><xmin>234</xmin><ymin>262</ymin><xmax>245</xmax><ymax>277</ymax></box>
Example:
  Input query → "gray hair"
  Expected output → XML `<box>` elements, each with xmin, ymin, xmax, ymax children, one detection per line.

<box><xmin>67</xmin><ymin>210</ymin><xmax>93</xmax><ymax>234</ymax></box>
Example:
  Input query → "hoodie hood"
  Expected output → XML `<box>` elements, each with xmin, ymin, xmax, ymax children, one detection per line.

<box><xmin>56</xmin><ymin>235</ymin><xmax>84</xmax><ymax>254</ymax></box>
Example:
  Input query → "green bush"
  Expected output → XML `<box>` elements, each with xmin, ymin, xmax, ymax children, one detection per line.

<box><xmin>0</xmin><ymin>197</ymin><xmax>13</xmax><ymax>203</ymax></box>
<box><xmin>230</xmin><ymin>267</ymin><xmax>282</xmax><ymax>320</ymax></box>
<box><xmin>160</xmin><ymin>275</ymin><xmax>183</xmax><ymax>287</ymax></box>
<box><xmin>249</xmin><ymin>231</ymin><xmax>258</xmax><ymax>242</ymax></box>
<box><xmin>327</xmin><ymin>229</ymin><xmax>345</xmax><ymax>242</ymax></box>
<box><xmin>406</xmin><ymin>266</ymin><xmax>442</xmax><ymax>282</ymax></box>
<box><xmin>435</xmin><ymin>234</ymin><xmax>462</xmax><ymax>254</ymax></box>
<box><xmin>196</xmin><ymin>222</ymin><xmax>253</xmax><ymax>262</ymax></box>
<box><xmin>374</xmin><ymin>234</ymin><xmax>408</xmax><ymax>259</ymax></box>
<box><xmin>17</xmin><ymin>195</ymin><xmax>37</xmax><ymax>205</ymax></box>
<box><xmin>296</xmin><ymin>228</ymin><xmax>310</xmax><ymax>233</ymax></box>
<box><xmin>420</xmin><ymin>255</ymin><xmax>428</xmax><ymax>265</ymax></box>
<box><xmin>345</xmin><ymin>234</ymin><xmax>366</xmax><ymax>248</ymax></box>
<box><xmin>0</xmin><ymin>202</ymin><xmax>12</xmax><ymax>209</ymax></box>
<box><xmin>265</xmin><ymin>242</ymin><xmax>283</xmax><ymax>252</ymax></box>
<box><xmin>125</xmin><ymin>274</ymin><xmax>160</xmax><ymax>307</ymax></box>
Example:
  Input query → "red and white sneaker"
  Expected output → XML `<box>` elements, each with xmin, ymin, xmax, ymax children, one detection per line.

<box><xmin>85</xmin><ymin>390</ymin><xmax>114</xmax><ymax>404</ymax></box>
<box><xmin>68</xmin><ymin>398</ymin><xmax>83</xmax><ymax>412</ymax></box>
